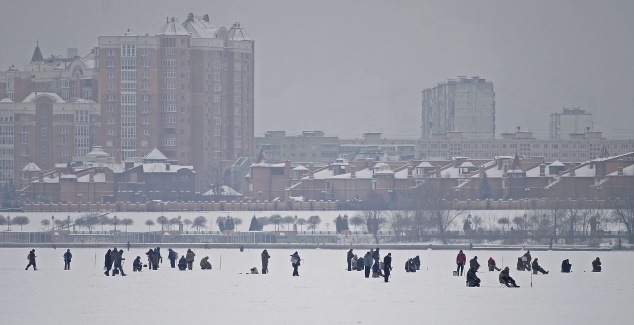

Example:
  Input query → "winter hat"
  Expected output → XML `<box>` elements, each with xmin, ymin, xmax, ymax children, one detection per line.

<box><xmin>504</xmin><ymin>267</ymin><xmax>509</xmax><ymax>271</ymax></box>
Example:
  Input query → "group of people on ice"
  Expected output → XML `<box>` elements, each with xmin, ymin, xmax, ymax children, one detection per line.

<box><xmin>346</xmin><ymin>248</ymin><xmax>393</xmax><ymax>282</ymax></box>
<box><xmin>458</xmin><ymin>249</ymin><xmax>603</xmax><ymax>288</ymax></box>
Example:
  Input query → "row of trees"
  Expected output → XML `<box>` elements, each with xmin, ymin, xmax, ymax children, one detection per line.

<box><xmin>0</xmin><ymin>215</ymin><xmax>30</xmax><ymax>231</ymax></box>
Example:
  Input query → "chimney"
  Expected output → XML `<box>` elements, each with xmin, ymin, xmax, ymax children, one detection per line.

<box><xmin>166</xmin><ymin>163</ymin><xmax>170</xmax><ymax>171</ymax></box>
<box><xmin>569</xmin><ymin>166</ymin><xmax>575</xmax><ymax>177</ymax></box>
<box><xmin>407</xmin><ymin>165</ymin><xmax>413</xmax><ymax>179</ymax></box>
<box><xmin>539</xmin><ymin>164</ymin><xmax>545</xmax><ymax>177</ymax></box>
<box><xmin>351</xmin><ymin>166</ymin><xmax>356</xmax><ymax>179</ymax></box>
<box><xmin>124</xmin><ymin>161</ymin><xmax>134</xmax><ymax>170</ymax></box>
<box><xmin>497</xmin><ymin>158</ymin><xmax>502</xmax><ymax>170</ymax></box>
<box><xmin>309</xmin><ymin>164</ymin><xmax>314</xmax><ymax>180</ymax></box>
<box><xmin>39</xmin><ymin>171</ymin><xmax>44</xmax><ymax>182</ymax></box>
<box><xmin>436</xmin><ymin>166</ymin><xmax>441</xmax><ymax>178</ymax></box>
<box><xmin>479</xmin><ymin>166</ymin><xmax>485</xmax><ymax>177</ymax></box>
<box><xmin>618</xmin><ymin>166</ymin><xmax>624</xmax><ymax>176</ymax></box>
<box><xmin>89</xmin><ymin>171</ymin><xmax>94</xmax><ymax>182</ymax></box>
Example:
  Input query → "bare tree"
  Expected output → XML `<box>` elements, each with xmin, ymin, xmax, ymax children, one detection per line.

<box><xmin>611</xmin><ymin>192</ymin><xmax>634</xmax><ymax>243</ymax></box>
<box><xmin>296</xmin><ymin>218</ymin><xmax>307</xmax><ymax>232</ymax></box>
<box><xmin>121</xmin><ymin>218</ymin><xmax>134</xmax><ymax>232</ymax></box>
<box><xmin>145</xmin><ymin>219</ymin><xmax>155</xmax><ymax>232</ymax></box>
<box><xmin>12</xmin><ymin>216</ymin><xmax>30</xmax><ymax>231</ymax></box>
<box><xmin>156</xmin><ymin>216</ymin><xmax>169</xmax><ymax>231</ymax></box>
<box><xmin>183</xmin><ymin>219</ymin><xmax>192</xmax><ymax>231</ymax></box>
<box><xmin>269</xmin><ymin>214</ymin><xmax>282</xmax><ymax>231</ymax></box>
<box><xmin>387</xmin><ymin>210</ymin><xmax>412</xmax><ymax>241</ymax></box>
<box><xmin>412</xmin><ymin>182</ymin><xmax>463</xmax><ymax>244</ymax></box>
<box><xmin>192</xmin><ymin>216</ymin><xmax>208</xmax><ymax>232</ymax></box>
<box><xmin>257</xmin><ymin>216</ymin><xmax>270</xmax><ymax>230</ymax></box>
<box><xmin>234</xmin><ymin>218</ymin><xmax>243</xmax><ymax>231</ymax></box>
<box><xmin>497</xmin><ymin>217</ymin><xmax>510</xmax><ymax>232</ymax></box>
<box><xmin>40</xmin><ymin>219</ymin><xmax>50</xmax><ymax>231</ymax></box>
<box><xmin>307</xmin><ymin>215</ymin><xmax>321</xmax><ymax>234</ymax></box>
<box><xmin>282</xmin><ymin>215</ymin><xmax>295</xmax><ymax>231</ymax></box>
<box><xmin>350</xmin><ymin>215</ymin><xmax>365</xmax><ymax>232</ymax></box>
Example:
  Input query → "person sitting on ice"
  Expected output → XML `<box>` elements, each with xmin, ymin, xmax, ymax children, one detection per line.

<box><xmin>522</xmin><ymin>251</ymin><xmax>532</xmax><ymax>271</ymax></box>
<box><xmin>200</xmin><ymin>256</ymin><xmax>212</xmax><ymax>270</ymax></box>
<box><xmin>466</xmin><ymin>266</ymin><xmax>481</xmax><ymax>287</ymax></box>
<box><xmin>531</xmin><ymin>258</ymin><xmax>549</xmax><ymax>274</ymax></box>
<box><xmin>517</xmin><ymin>257</ymin><xmax>526</xmax><ymax>271</ymax></box>
<box><xmin>372</xmin><ymin>262</ymin><xmax>383</xmax><ymax>278</ymax></box>
<box><xmin>356</xmin><ymin>256</ymin><xmax>364</xmax><ymax>271</ymax></box>
<box><xmin>178</xmin><ymin>255</ymin><xmax>187</xmax><ymax>271</ymax></box>
<box><xmin>561</xmin><ymin>259</ymin><xmax>572</xmax><ymax>273</ymax></box>
<box><xmin>499</xmin><ymin>267</ymin><xmax>520</xmax><ymax>288</ymax></box>
<box><xmin>405</xmin><ymin>259</ymin><xmax>416</xmax><ymax>272</ymax></box>
<box><xmin>351</xmin><ymin>255</ymin><xmax>358</xmax><ymax>271</ymax></box>
<box><xmin>412</xmin><ymin>256</ymin><xmax>421</xmax><ymax>270</ymax></box>
<box><xmin>592</xmin><ymin>257</ymin><xmax>602</xmax><ymax>272</ymax></box>
<box><xmin>133</xmin><ymin>256</ymin><xmax>143</xmax><ymax>272</ymax></box>
<box><xmin>487</xmin><ymin>257</ymin><xmax>501</xmax><ymax>271</ymax></box>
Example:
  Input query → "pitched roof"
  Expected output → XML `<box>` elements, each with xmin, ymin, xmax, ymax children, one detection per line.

<box><xmin>30</xmin><ymin>42</ymin><xmax>43</xmax><ymax>63</ymax></box>
<box><xmin>22</xmin><ymin>162</ymin><xmax>41</xmax><ymax>172</ymax></box>
<box><xmin>143</xmin><ymin>148</ymin><xmax>167</xmax><ymax>161</ymax></box>
<box><xmin>158</xmin><ymin>18</ymin><xmax>190</xmax><ymax>36</ymax></box>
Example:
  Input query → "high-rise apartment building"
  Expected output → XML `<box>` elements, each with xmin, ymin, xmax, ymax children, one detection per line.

<box><xmin>96</xmin><ymin>14</ymin><xmax>254</xmax><ymax>190</ymax></box>
<box><xmin>422</xmin><ymin>76</ymin><xmax>495</xmax><ymax>139</ymax></box>
<box><xmin>549</xmin><ymin>107</ymin><xmax>593</xmax><ymax>139</ymax></box>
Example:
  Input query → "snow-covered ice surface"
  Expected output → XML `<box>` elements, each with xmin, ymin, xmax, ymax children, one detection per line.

<box><xmin>1</xmin><ymin>248</ymin><xmax>631</xmax><ymax>325</ymax></box>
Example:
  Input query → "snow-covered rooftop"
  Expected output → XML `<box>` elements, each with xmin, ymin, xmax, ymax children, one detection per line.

<box><xmin>158</xmin><ymin>19</ymin><xmax>190</xmax><ymax>36</ymax></box>
<box><xmin>22</xmin><ymin>92</ymin><xmax>64</xmax><ymax>103</ymax></box>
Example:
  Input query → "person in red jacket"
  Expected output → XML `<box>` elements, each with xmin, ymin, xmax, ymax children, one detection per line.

<box><xmin>456</xmin><ymin>250</ymin><xmax>466</xmax><ymax>276</ymax></box>
<box><xmin>488</xmin><ymin>257</ymin><xmax>501</xmax><ymax>271</ymax></box>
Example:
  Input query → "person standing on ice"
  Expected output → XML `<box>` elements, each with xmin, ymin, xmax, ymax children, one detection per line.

<box><xmin>261</xmin><ymin>249</ymin><xmax>270</xmax><ymax>274</ymax></box>
<box><xmin>499</xmin><ymin>267</ymin><xmax>519</xmax><ymax>288</ymax></box>
<box><xmin>186</xmin><ymin>249</ymin><xmax>196</xmax><ymax>270</ymax></box>
<box><xmin>113</xmin><ymin>249</ymin><xmax>126</xmax><ymax>276</ymax></box>
<box><xmin>347</xmin><ymin>249</ymin><xmax>354</xmax><ymax>271</ymax></box>
<box><xmin>522</xmin><ymin>250</ymin><xmax>532</xmax><ymax>271</ymax></box>
<box><xmin>146</xmin><ymin>248</ymin><xmax>155</xmax><ymax>270</ymax></box>
<box><xmin>63</xmin><ymin>249</ymin><xmax>72</xmax><ymax>270</ymax></box>
<box><xmin>363</xmin><ymin>251</ymin><xmax>373</xmax><ymax>278</ymax></box>
<box><xmin>372</xmin><ymin>247</ymin><xmax>381</xmax><ymax>265</ymax></box>
<box><xmin>383</xmin><ymin>253</ymin><xmax>392</xmax><ymax>282</ymax></box>
<box><xmin>155</xmin><ymin>247</ymin><xmax>162</xmax><ymax>269</ymax></box>
<box><xmin>104</xmin><ymin>249</ymin><xmax>113</xmax><ymax>276</ymax></box>
<box><xmin>290</xmin><ymin>251</ymin><xmax>301</xmax><ymax>276</ymax></box>
<box><xmin>167</xmin><ymin>248</ymin><xmax>178</xmax><ymax>268</ymax></box>
<box><xmin>456</xmin><ymin>250</ymin><xmax>466</xmax><ymax>276</ymax></box>
<box><xmin>25</xmin><ymin>249</ymin><xmax>37</xmax><ymax>270</ymax></box>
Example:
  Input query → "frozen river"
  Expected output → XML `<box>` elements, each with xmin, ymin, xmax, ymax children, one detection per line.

<box><xmin>0</xmin><ymin>247</ymin><xmax>631</xmax><ymax>324</ymax></box>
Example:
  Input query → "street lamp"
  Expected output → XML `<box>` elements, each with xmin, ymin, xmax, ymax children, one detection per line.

<box><xmin>6</xmin><ymin>215</ymin><xmax>10</xmax><ymax>231</ymax></box>
<box><xmin>113</xmin><ymin>215</ymin><xmax>118</xmax><ymax>231</ymax></box>
<box><xmin>67</xmin><ymin>215</ymin><xmax>71</xmax><ymax>232</ymax></box>
<box><xmin>51</xmin><ymin>215</ymin><xmax>55</xmax><ymax>231</ymax></box>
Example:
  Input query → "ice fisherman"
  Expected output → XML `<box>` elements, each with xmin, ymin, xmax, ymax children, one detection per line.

<box><xmin>63</xmin><ymin>249</ymin><xmax>72</xmax><ymax>270</ymax></box>
<box><xmin>499</xmin><ymin>267</ymin><xmax>519</xmax><ymax>288</ymax></box>
<box><xmin>290</xmin><ymin>251</ymin><xmax>301</xmax><ymax>276</ymax></box>
<box><xmin>25</xmin><ymin>249</ymin><xmax>37</xmax><ymax>271</ymax></box>
<box><xmin>456</xmin><ymin>250</ymin><xmax>466</xmax><ymax>276</ymax></box>
<box><xmin>261</xmin><ymin>249</ymin><xmax>270</xmax><ymax>274</ymax></box>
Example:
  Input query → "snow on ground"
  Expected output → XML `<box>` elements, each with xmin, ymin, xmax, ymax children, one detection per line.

<box><xmin>0</xmin><ymin>247</ymin><xmax>631</xmax><ymax>325</ymax></box>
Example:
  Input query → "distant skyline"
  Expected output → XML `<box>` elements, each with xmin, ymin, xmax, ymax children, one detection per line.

<box><xmin>1</xmin><ymin>0</ymin><xmax>633</xmax><ymax>139</ymax></box>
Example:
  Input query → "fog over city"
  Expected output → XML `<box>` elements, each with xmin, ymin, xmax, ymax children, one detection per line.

<box><xmin>1</xmin><ymin>0</ymin><xmax>633</xmax><ymax>139</ymax></box>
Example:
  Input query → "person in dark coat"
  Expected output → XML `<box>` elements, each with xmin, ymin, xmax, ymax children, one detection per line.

<box><xmin>113</xmin><ymin>249</ymin><xmax>126</xmax><ymax>276</ymax></box>
<box><xmin>488</xmin><ymin>257</ymin><xmax>500</xmax><ymax>271</ymax></box>
<box><xmin>372</xmin><ymin>248</ymin><xmax>381</xmax><ymax>265</ymax></box>
<box><xmin>469</xmin><ymin>256</ymin><xmax>480</xmax><ymax>272</ymax></box>
<box><xmin>200</xmin><ymin>256</ymin><xmax>212</xmax><ymax>270</ymax></box>
<box><xmin>466</xmin><ymin>267</ymin><xmax>481</xmax><ymax>287</ymax></box>
<box><xmin>561</xmin><ymin>259</ymin><xmax>572</xmax><ymax>273</ymax></box>
<box><xmin>154</xmin><ymin>247</ymin><xmax>162</xmax><ymax>269</ymax></box>
<box><xmin>412</xmin><ymin>256</ymin><xmax>421</xmax><ymax>270</ymax></box>
<box><xmin>261</xmin><ymin>249</ymin><xmax>270</xmax><ymax>274</ymax></box>
<box><xmin>347</xmin><ymin>249</ymin><xmax>354</xmax><ymax>271</ymax></box>
<box><xmin>25</xmin><ymin>249</ymin><xmax>37</xmax><ymax>270</ymax></box>
<box><xmin>178</xmin><ymin>256</ymin><xmax>187</xmax><ymax>270</ymax></box>
<box><xmin>383</xmin><ymin>253</ymin><xmax>392</xmax><ymax>282</ymax></box>
<box><xmin>104</xmin><ymin>249</ymin><xmax>113</xmax><ymax>276</ymax></box>
<box><xmin>363</xmin><ymin>252</ymin><xmax>373</xmax><ymax>278</ymax></box>
<box><xmin>531</xmin><ymin>258</ymin><xmax>549</xmax><ymax>274</ymax></box>
<box><xmin>456</xmin><ymin>250</ymin><xmax>466</xmax><ymax>276</ymax></box>
<box><xmin>290</xmin><ymin>251</ymin><xmax>301</xmax><ymax>276</ymax></box>
<box><xmin>146</xmin><ymin>248</ymin><xmax>155</xmax><ymax>270</ymax></box>
<box><xmin>405</xmin><ymin>259</ymin><xmax>416</xmax><ymax>272</ymax></box>
<box><xmin>167</xmin><ymin>248</ymin><xmax>178</xmax><ymax>268</ymax></box>
<box><xmin>186</xmin><ymin>249</ymin><xmax>195</xmax><ymax>270</ymax></box>
<box><xmin>63</xmin><ymin>249</ymin><xmax>72</xmax><ymax>270</ymax></box>
<box><xmin>133</xmin><ymin>256</ymin><xmax>143</xmax><ymax>272</ymax></box>
<box><xmin>356</xmin><ymin>255</ymin><xmax>364</xmax><ymax>271</ymax></box>
<box><xmin>517</xmin><ymin>257</ymin><xmax>525</xmax><ymax>271</ymax></box>
<box><xmin>522</xmin><ymin>251</ymin><xmax>532</xmax><ymax>271</ymax></box>
<box><xmin>499</xmin><ymin>267</ymin><xmax>519</xmax><ymax>287</ymax></box>
<box><xmin>372</xmin><ymin>262</ymin><xmax>381</xmax><ymax>278</ymax></box>
<box><xmin>592</xmin><ymin>257</ymin><xmax>601</xmax><ymax>272</ymax></box>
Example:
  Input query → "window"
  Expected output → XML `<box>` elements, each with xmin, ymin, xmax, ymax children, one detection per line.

<box><xmin>107</xmin><ymin>129</ymin><xmax>115</xmax><ymax>136</ymax></box>
<box><xmin>160</xmin><ymin>105</ymin><xmax>176</xmax><ymax>112</ymax></box>
<box><xmin>161</xmin><ymin>71</ymin><xmax>176</xmax><ymax>78</ymax></box>
<box><xmin>143</xmin><ymin>129</ymin><xmax>150</xmax><ymax>136</ymax></box>
<box><xmin>141</xmin><ymin>95</ymin><xmax>150</xmax><ymax>102</ymax></box>
<box><xmin>121</xmin><ymin>71</ymin><xmax>136</xmax><ymax>81</ymax></box>
<box><xmin>106</xmin><ymin>94</ymin><xmax>115</xmax><ymax>102</ymax></box>
<box><xmin>161</xmin><ymin>116</ymin><xmax>176</xmax><ymax>124</ymax></box>
<box><xmin>141</xmin><ymin>49</ymin><xmax>151</xmax><ymax>57</ymax></box>
<box><xmin>107</xmin><ymin>72</ymin><xmax>115</xmax><ymax>78</ymax></box>
<box><xmin>161</xmin><ymin>59</ymin><xmax>176</xmax><ymax>67</ymax></box>
<box><xmin>107</xmin><ymin>83</ymin><xmax>115</xmax><ymax>91</ymax></box>
<box><xmin>21</xmin><ymin>138</ymin><xmax>28</xmax><ymax>144</ymax></box>
<box><xmin>106</xmin><ymin>49</ymin><xmax>115</xmax><ymax>57</ymax></box>
<box><xmin>141</xmin><ymin>72</ymin><xmax>150</xmax><ymax>80</ymax></box>
<box><xmin>121</xmin><ymin>58</ymin><xmax>136</xmax><ymax>70</ymax></box>
<box><xmin>107</xmin><ymin>117</ymin><xmax>115</xmax><ymax>124</ymax></box>
<box><xmin>213</xmin><ymin>84</ymin><xmax>221</xmax><ymax>91</ymax></box>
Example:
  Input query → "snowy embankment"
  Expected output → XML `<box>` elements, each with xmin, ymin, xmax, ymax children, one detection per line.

<box><xmin>0</xmin><ymin>248</ymin><xmax>631</xmax><ymax>325</ymax></box>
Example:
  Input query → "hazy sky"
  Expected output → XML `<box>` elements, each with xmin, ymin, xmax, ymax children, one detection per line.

<box><xmin>1</xmin><ymin>0</ymin><xmax>633</xmax><ymax>139</ymax></box>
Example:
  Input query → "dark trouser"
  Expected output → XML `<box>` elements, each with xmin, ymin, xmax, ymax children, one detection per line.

<box><xmin>533</xmin><ymin>267</ymin><xmax>547</xmax><ymax>274</ymax></box>
<box><xmin>347</xmin><ymin>259</ymin><xmax>352</xmax><ymax>271</ymax></box>
<box><xmin>364</xmin><ymin>266</ymin><xmax>371</xmax><ymax>278</ymax></box>
<box><xmin>457</xmin><ymin>263</ymin><xmax>464</xmax><ymax>276</ymax></box>
<box><xmin>64</xmin><ymin>261</ymin><xmax>70</xmax><ymax>270</ymax></box>
<box><xmin>292</xmin><ymin>264</ymin><xmax>299</xmax><ymax>276</ymax></box>
<box><xmin>170</xmin><ymin>259</ymin><xmax>176</xmax><ymax>268</ymax></box>
<box><xmin>104</xmin><ymin>265</ymin><xmax>112</xmax><ymax>275</ymax></box>
<box><xmin>26</xmin><ymin>261</ymin><xmax>36</xmax><ymax>270</ymax></box>
<box><xmin>384</xmin><ymin>267</ymin><xmax>391</xmax><ymax>282</ymax></box>
<box><xmin>593</xmin><ymin>266</ymin><xmax>601</xmax><ymax>272</ymax></box>
<box><xmin>503</xmin><ymin>278</ymin><xmax>517</xmax><ymax>287</ymax></box>
<box><xmin>262</xmin><ymin>262</ymin><xmax>268</xmax><ymax>274</ymax></box>
<box><xmin>187</xmin><ymin>261</ymin><xmax>193</xmax><ymax>270</ymax></box>
<box><xmin>114</xmin><ymin>265</ymin><xmax>125</xmax><ymax>276</ymax></box>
